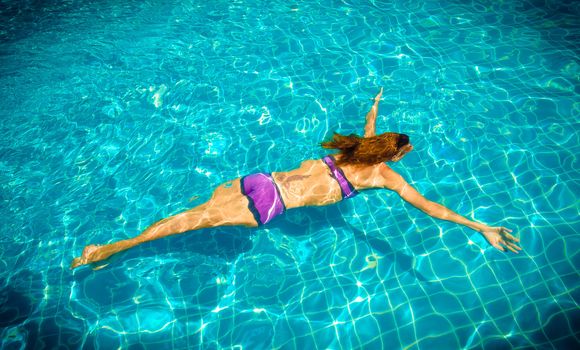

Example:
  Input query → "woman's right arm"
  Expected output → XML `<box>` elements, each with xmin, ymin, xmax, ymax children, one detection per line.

<box><xmin>382</xmin><ymin>169</ymin><xmax>521</xmax><ymax>253</ymax></box>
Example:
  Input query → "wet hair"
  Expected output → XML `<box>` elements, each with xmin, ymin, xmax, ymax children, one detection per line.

<box><xmin>321</xmin><ymin>132</ymin><xmax>410</xmax><ymax>166</ymax></box>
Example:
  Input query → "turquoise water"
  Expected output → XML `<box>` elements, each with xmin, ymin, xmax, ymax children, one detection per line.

<box><xmin>1</xmin><ymin>0</ymin><xmax>578</xmax><ymax>348</ymax></box>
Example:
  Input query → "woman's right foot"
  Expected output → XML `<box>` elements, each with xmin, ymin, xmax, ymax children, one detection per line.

<box><xmin>70</xmin><ymin>244</ymin><xmax>101</xmax><ymax>270</ymax></box>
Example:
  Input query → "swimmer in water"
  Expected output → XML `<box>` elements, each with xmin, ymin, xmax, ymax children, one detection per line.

<box><xmin>71</xmin><ymin>88</ymin><xmax>521</xmax><ymax>269</ymax></box>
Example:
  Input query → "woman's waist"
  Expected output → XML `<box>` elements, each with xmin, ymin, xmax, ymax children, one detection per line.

<box><xmin>271</xmin><ymin>172</ymin><xmax>343</xmax><ymax>209</ymax></box>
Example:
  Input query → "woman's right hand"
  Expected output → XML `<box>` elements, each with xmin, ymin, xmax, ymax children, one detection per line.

<box><xmin>480</xmin><ymin>226</ymin><xmax>521</xmax><ymax>253</ymax></box>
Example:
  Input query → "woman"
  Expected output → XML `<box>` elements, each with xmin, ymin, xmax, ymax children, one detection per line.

<box><xmin>71</xmin><ymin>88</ymin><xmax>521</xmax><ymax>269</ymax></box>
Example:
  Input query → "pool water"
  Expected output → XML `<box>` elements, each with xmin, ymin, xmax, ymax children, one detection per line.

<box><xmin>1</xmin><ymin>0</ymin><xmax>578</xmax><ymax>348</ymax></box>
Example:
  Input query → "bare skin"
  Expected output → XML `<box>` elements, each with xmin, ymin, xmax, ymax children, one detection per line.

<box><xmin>71</xmin><ymin>88</ymin><xmax>521</xmax><ymax>269</ymax></box>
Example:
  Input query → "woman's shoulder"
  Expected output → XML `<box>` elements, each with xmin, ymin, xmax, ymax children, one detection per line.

<box><xmin>343</xmin><ymin>162</ymin><xmax>405</xmax><ymax>190</ymax></box>
<box><xmin>376</xmin><ymin>164</ymin><xmax>406</xmax><ymax>190</ymax></box>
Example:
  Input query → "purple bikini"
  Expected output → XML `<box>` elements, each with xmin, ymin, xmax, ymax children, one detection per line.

<box><xmin>321</xmin><ymin>155</ymin><xmax>358</xmax><ymax>199</ymax></box>
<box><xmin>241</xmin><ymin>155</ymin><xmax>358</xmax><ymax>226</ymax></box>
<box><xmin>241</xmin><ymin>173</ymin><xmax>286</xmax><ymax>225</ymax></box>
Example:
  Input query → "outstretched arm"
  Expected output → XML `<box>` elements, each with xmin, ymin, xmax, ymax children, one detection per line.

<box><xmin>384</xmin><ymin>171</ymin><xmax>521</xmax><ymax>253</ymax></box>
<box><xmin>364</xmin><ymin>87</ymin><xmax>383</xmax><ymax>137</ymax></box>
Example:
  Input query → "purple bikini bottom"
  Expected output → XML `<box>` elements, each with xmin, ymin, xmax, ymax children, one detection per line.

<box><xmin>241</xmin><ymin>173</ymin><xmax>285</xmax><ymax>225</ymax></box>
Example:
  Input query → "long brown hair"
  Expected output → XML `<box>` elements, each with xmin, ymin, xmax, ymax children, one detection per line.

<box><xmin>321</xmin><ymin>132</ymin><xmax>409</xmax><ymax>166</ymax></box>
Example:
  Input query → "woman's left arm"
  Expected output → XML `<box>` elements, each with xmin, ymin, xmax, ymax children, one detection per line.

<box><xmin>363</xmin><ymin>87</ymin><xmax>383</xmax><ymax>137</ymax></box>
<box><xmin>388</xmin><ymin>175</ymin><xmax>521</xmax><ymax>253</ymax></box>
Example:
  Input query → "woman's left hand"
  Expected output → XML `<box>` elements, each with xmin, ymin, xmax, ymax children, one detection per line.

<box><xmin>480</xmin><ymin>226</ymin><xmax>521</xmax><ymax>253</ymax></box>
<box><xmin>373</xmin><ymin>87</ymin><xmax>383</xmax><ymax>102</ymax></box>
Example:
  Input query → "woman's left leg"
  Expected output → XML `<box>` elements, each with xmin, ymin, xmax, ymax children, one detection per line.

<box><xmin>70</xmin><ymin>179</ymin><xmax>257</xmax><ymax>269</ymax></box>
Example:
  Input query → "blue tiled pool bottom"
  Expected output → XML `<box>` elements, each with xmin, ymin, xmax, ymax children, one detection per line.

<box><xmin>0</xmin><ymin>0</ymin><xmax>579</xmax><ymax>349</ymax></box>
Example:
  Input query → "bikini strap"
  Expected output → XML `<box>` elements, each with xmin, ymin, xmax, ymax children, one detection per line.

<box><xmin>322</xmin><ymin>156</ymin><xmax>358</xmax><ymax>199</ymax></box>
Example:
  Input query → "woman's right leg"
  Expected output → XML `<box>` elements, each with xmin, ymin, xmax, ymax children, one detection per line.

<box><xmin>70</xmin><ymin>179</ymin><xmax>258</xmax><ymax>269</ymax></box>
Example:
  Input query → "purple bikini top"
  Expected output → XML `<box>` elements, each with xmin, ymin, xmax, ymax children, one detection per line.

<box><xmin>322</xmin><ymin>155</ymin><xmax>358</xmax><ymax>199</ymax></box>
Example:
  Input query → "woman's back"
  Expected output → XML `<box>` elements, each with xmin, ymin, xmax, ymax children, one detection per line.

<box><xmin>272</xmin><ymin>156</ymin><xmax>389</xmax><ymax>209</ymax></box>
